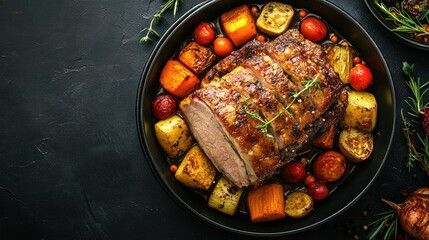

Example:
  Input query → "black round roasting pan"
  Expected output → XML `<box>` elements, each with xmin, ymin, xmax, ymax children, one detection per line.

<box><xmin>137</xmin><ymin>0</ymin><xmax>396</xmax><ymax>236</ymax></box>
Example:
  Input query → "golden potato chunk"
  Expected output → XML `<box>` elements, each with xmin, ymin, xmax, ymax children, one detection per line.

<box><xmin>339</xmin><ymin>127</ymin><xmax>374</xmax><ymax>163</ymax></box>
<box><xmin>256</xmin><ymin>2</ymin><xmax>294</xmax><ymax>36</ymax></box>
<box><xmin>154</xmin><ymin>115</ymin><xmax>194</xmax><ymax>158</ymax></box>
<box><xmin>208</xmin><ymin>177</ymin><xmax>244</xmax><ymax>216</ymax></box>
<box><xmin>343</xmin><ymin>90</ymin><xmax>377</xmax><ymax>132</ymax></box>
<box><xmin>175</xmin><ymin>145</ymin><xmax>216</xmax><ymax>190</ymax></box>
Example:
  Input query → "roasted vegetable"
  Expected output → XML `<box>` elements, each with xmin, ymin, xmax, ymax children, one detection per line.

<box><xmin>213</xmin><ymin>37</ymin><xmax>234</xmax><ymax>57</ymax></box>
<box><xmin>152</xmin><ymin>93</ymin><xmax>178</xmax><ymax>120</ymax></box>
<box><xmin>382</xmin><ymin>188</ymin><xmax>429</xmax><ymax>240</ymax></box>
<box><xmin>159</xmin><ymin>59</ymin><xmax>200</xmax><ymax>98</ymax></box>
<box><xmin>208</xmin><ymin>177</ymin><xmax>244</xmax><ymax>216</ymax></box>
<box><xmin>154</xmin><ymin>115</ymin><xmax>194</xmax><ymax>158</ymax></box>
<box><xmin>280</xmin><ymin>162</ymin><xmax>306</xmax><ymax>184</ymax></box>
<box><xmin>247</xmin><ymin>183</ymin><xmax>286</xmax><ymax>222</ymax></box>
<box><xmin>349</xmin><ymin>64</ymin><xmax>373</xmax><ymax>91</ymax></box>
<box><xmin>311</xmin><ymin>125</ymin><xmax>336</xmax><ymax>149</ymax></box>
<box><xmin>256</xmin><ymin>2</ymin><xmax>294</xmax><ymax>36</ymax></box>
<box><xmin>175</xmin><ymin>145</ymin><xmax>217</xmax><ymax>190</ymax></box>
<box><xmin>300</xmin><ymin>16</ymin><xmax>327</xmax><ymax>42</ymax></box>
<box><xmin>339</xmin><ymin>127</ymin><xmax>373</xmax><ymax>163</ymax></box>
<box><xmin>220</xmin><ymin>5</ymin><xmax>257</xmax><ymax>47</ymax></box>
<box><xmin>178</xmin><ymin>41</ymin><xmax>217</xmax><ymax>75</ymax></box>
<box><xmin>312</xmin><ymin>150</ymin><xmax>347</xmax><ymax>183</ymax></box>
<box><xmin>325</xmin><ymin>44</ymin><xmax>353</xmax><ymax>84</ymax></box>
<box><xmin>284</xmin><ymin>191</ymin><xmax>313</xmax><ymax>218</ymax></box>
<box><xmin>193</xmin><ymin>21</ymin><xmax>215</xmax><ymax>46</ymax></box>
<box><xmin>342</xmin><ymin>90</ymin><xmax>377</xmax><ymax>132</ymax></box>
<box><xmin>306</xmin><ymin>181</ymin><xmax>329</xmax><ymax>201</ymax></box>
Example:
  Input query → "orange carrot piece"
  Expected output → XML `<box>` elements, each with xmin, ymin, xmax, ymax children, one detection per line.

<box><xmin>312</xmin><ymin>125</ymin><xmax>336</xmax><ymax>149</ymax></box>
<box><xmin>220</xmin><ymin>5</ymin><xmax>257</xmax><ymax>47</ymax></box>
<box><xmin>159</xmin><ymin>59</ymin><xmax>201</xmax><ymax>99</ymax></box>
<box><xmin>246</xmin><ymin>183</ymin><xmax>286</xmax><ymax>222</ymax></box>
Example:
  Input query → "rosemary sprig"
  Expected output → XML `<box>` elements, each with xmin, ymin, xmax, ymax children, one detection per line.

<box><xmin>366</xmin><ymin>209</ymin><xmax>398</xmax><ymax>240</ymax></box>
<box><xmin>401</xmin><ymin>62</ymin><xmax>429</xmax><ymax>176</ymax></box>
<box><xmin>241</xmin><ymin>75</ymin><xmax>320</xmax><ymax>138</ymax></box>
<box><xmin>140</xmin><ymin>0</ymin><xmax>182</xmax><ymax>43</ymax></box>
<box><xmin>374</xmin><ymin>0</ymin><xmax>429</xmax><ymax>36</ymax></box>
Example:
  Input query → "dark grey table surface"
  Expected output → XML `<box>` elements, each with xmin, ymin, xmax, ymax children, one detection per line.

<box><xmin>1</xmin><ymin>0</ymin><xmax>429</xmax><ymax>239</ymax></box>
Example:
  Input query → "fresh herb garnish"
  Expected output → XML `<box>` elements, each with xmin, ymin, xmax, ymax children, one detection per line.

<box><xmin>366</xmin><ymin>209</ymin><xmax>399</xmax><ymax>240</ymax></box>
<box><xmin>374</xmin><ymin>0</ymin><xmax>429</xmax><ymax>38</ymax></box>
<box><xmin>401</xmin><ymin>62</ymin><xmax>429</xmax><ymax>176</ymax></box>
<box><xmin>140</xmin><ymin>0</ymin><xmax>182</xmax><ymax>43</ymax></box>
<box><xmin>241</xmin><ymin>75</ymin><xmax>320</xmax><ymax>138</ymax></box>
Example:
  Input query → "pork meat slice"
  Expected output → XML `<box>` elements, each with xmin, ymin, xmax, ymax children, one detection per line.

<box><xmin>180</xmin><ymin>96</ymin><xmax>250</xmax><ymax>187</ymax></box>
<box><xmin>181</xmin><ymin>87</ymin><xmax>282</xmax><ymax>187</ymax></box>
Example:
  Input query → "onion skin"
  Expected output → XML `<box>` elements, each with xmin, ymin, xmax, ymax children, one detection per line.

<box><xmin>382</xmin><ymin>188</ymin><xmax>429</xmax><ymax>240</ymax></box>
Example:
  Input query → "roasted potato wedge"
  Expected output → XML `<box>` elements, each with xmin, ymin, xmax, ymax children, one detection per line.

<box><xmin>342</xmin><ymin>90</ymin><xmax>377</xmax><ymax>132</ymax></box>
<box><xmin>154</xmin><ymin>115</ymin><xmax>194</xmax><ymax>158</ymax></box>
<box><xmin>208</xmin><ymin>177</ymin><xmax>244</xmax><ymax>216</ymax></box>
<box><xmin>339</xmin><ymin>127</ymin><xmax>374</xmax><ymax>163</ymax></box>
<box><xmin>256</xmin><ymin>2</ymin><xmax>294</xmax><ymax>36</ymax></box>
<box><xmin>325</xmin><ymin>44</ymin><xmax>353</xmax><ymax>84</ymax></box>
<box><xmin>284</xmin><ymin>191</ymin><xmax>313</xmax><ymax>218</ymax></box>
<box><xmin>175</xmin><ymin>145</ymin><xmax>217</xmax><ymax>190</ymax></box>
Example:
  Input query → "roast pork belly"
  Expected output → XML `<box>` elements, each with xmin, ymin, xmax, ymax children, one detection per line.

<box><xmin>180</xmin><ymin>29</ymin><xmax>347</xmax><ymax>187</ymax></box>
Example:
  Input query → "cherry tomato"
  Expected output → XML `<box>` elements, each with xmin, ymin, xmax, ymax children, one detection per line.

<box><xmin>349</xmin><ymin>64</ymin><xmax>373</xmax><ymax>91</ymax></box>
<box><xmin>194</xmin><ymin>22</ymin><xmax>215</xmax><ymax>46</ymax></box>
<box><xmin>304</xmin><ymin>174</ymin><xmax>316</xmax><ymax>186</ymax></box>
<box><xmin>280</xmin><ymin>162</ymin><xmax>306</xmax><ymax>184</ymax></box>
<box><xmin>307</xmin><ymin>181</ymin><xmax>329</xmax><ymax>200</ymax></box>
<box><xmin>213</xmin><ymin>37</ymin><xmax>234</xmax><ymax>57</ymax></box>
<box><xmin>298</xmin><ymin>9</ymin><xmax>307</xmax><ymax>18</ymax></box>
<box><xmin>152</xmin><ymin>93</ymin><xmax>178</xmax><ymax>119</ymax></box>
<box><xmin>330</xmin><ymin>34</ymin><xmax>338</xmax><ymax>43</ymax></box>
<box><xmin>300</xmin><ymin>16</ymin><xmax>327</xmax><ymax>42</ymax></box>
<box><xmin>312</xmin><ymin>151</ymin><xmax>347</xmax><ymax>183</ymax></box>
<box><xmin>352</xmin><ymin>56</ymin><xmax>361</xmax><ymax>64</ymax></box>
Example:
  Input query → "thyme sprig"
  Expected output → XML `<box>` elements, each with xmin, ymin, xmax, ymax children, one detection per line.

<box><xmin>401</xmin><ymin>62</ymin><xmax>429</xmax><ymax>176</ymax></box>
<box><xmin>140</xmin><ymin>0</ymin><xmax>182</xmax><ymax>43</ymax></box>
<box><xmin>374</xmin><ymin>0</ymin><xmax>429</xmax><ymax>36</ymax></box>
<box><xmin>241</xmin><ymin>75</ymin><xmax>320</xmax><ymax>138</ymax></box>
<box><xmin>367</xmin><ymin>209</ymin><xmax>399</xmax><ymax>240</ymax></box>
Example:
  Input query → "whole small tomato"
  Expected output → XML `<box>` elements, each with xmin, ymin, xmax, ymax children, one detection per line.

<box><xmin>213</xmin><ymin>37</ymin><xmax>234</xmax><ymax>57</ymax></box>
<box><xmin>194</xmin><ymin>22</ymin><xmax>215</xmax><ymax>46</ymax></box>
<box><xmin>307</xmin><ymin>181</ymin><xmax>329</xmax><ymax>200</ymax></box>
<box><xmin>349</xmin><ymin>64</ymin><xmax>373</xmax><ymax>91</ymax></box>
<box><xmin>280</xmin><ymin>162</ymin><xmax>306</xmax><ymax>184</ymax></box>
<box><xmin>152</xmin><ymin>93</ymin><xmax>178</xmax><ymax>119</ymax></box>
<box><xmin>312</xmin><ymin>151</ymin><xmax>347</xmax><ymax>183</ymax></box>
<box><xmin>304</xmin><ymin>174</ymin><xmax>316</xmax><ymax>186</ymax></box>
<box><xmin>300</xmin><ymin>16</ymin><xmax>327</xmax><ymax>42</ymax></box>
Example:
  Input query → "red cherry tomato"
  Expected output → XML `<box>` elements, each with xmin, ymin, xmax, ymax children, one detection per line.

<box><xmin>307</xmin><ymin>181</ymin><xmax>329</xmax><ymax>200</ymax></box>
<box><xmin>349</xmin><ymin>64</ymin><xmax>373</xmax><ymax>91</ymax></box>
<box><xmin>194</xmin><ymin>22</ymin><xmax>215</xmax><ymax>46</ymax></box>
<box><xmin>152</xmin><ymin>93</ymin><xmax>178</xmax><ymax>119</ymax></box>
<box><xmin>280</xmin><ymin>162</ymin><xmax>306</xmax><ymax>184</ymax></box>
<box><xmin>300</xmin><ymin>16</ymin><xmax>327</xmax><ymax>42</ymax></box>
<box><xmin>213</xmin><ymin>37</ymin><xmax>234</xmax><ymax>57</ymax></box>
<box><xmin>304</xmin><ymin>174</ymin><xmax>316</xmax><ymax>186</ymax></box>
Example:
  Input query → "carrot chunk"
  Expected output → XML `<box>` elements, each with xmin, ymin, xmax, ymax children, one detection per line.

<box><xmin>220</xmin><ymin>5</ymin><xmax>257</xmax><ymax>47</ymax></box>
<box><xmin>246</xmin><ymin>183</ymin><xmax>286</xmax><ymax>222</ymax></box>
<box><xmin>159</xmin><ymin>59</ymin><xmax>201</xmax><ymax>99</ymax></box>
<box><xmin>311</xmin><ymin>125</ymin><xmax>336</xmax><ymax>149</ymax></box>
